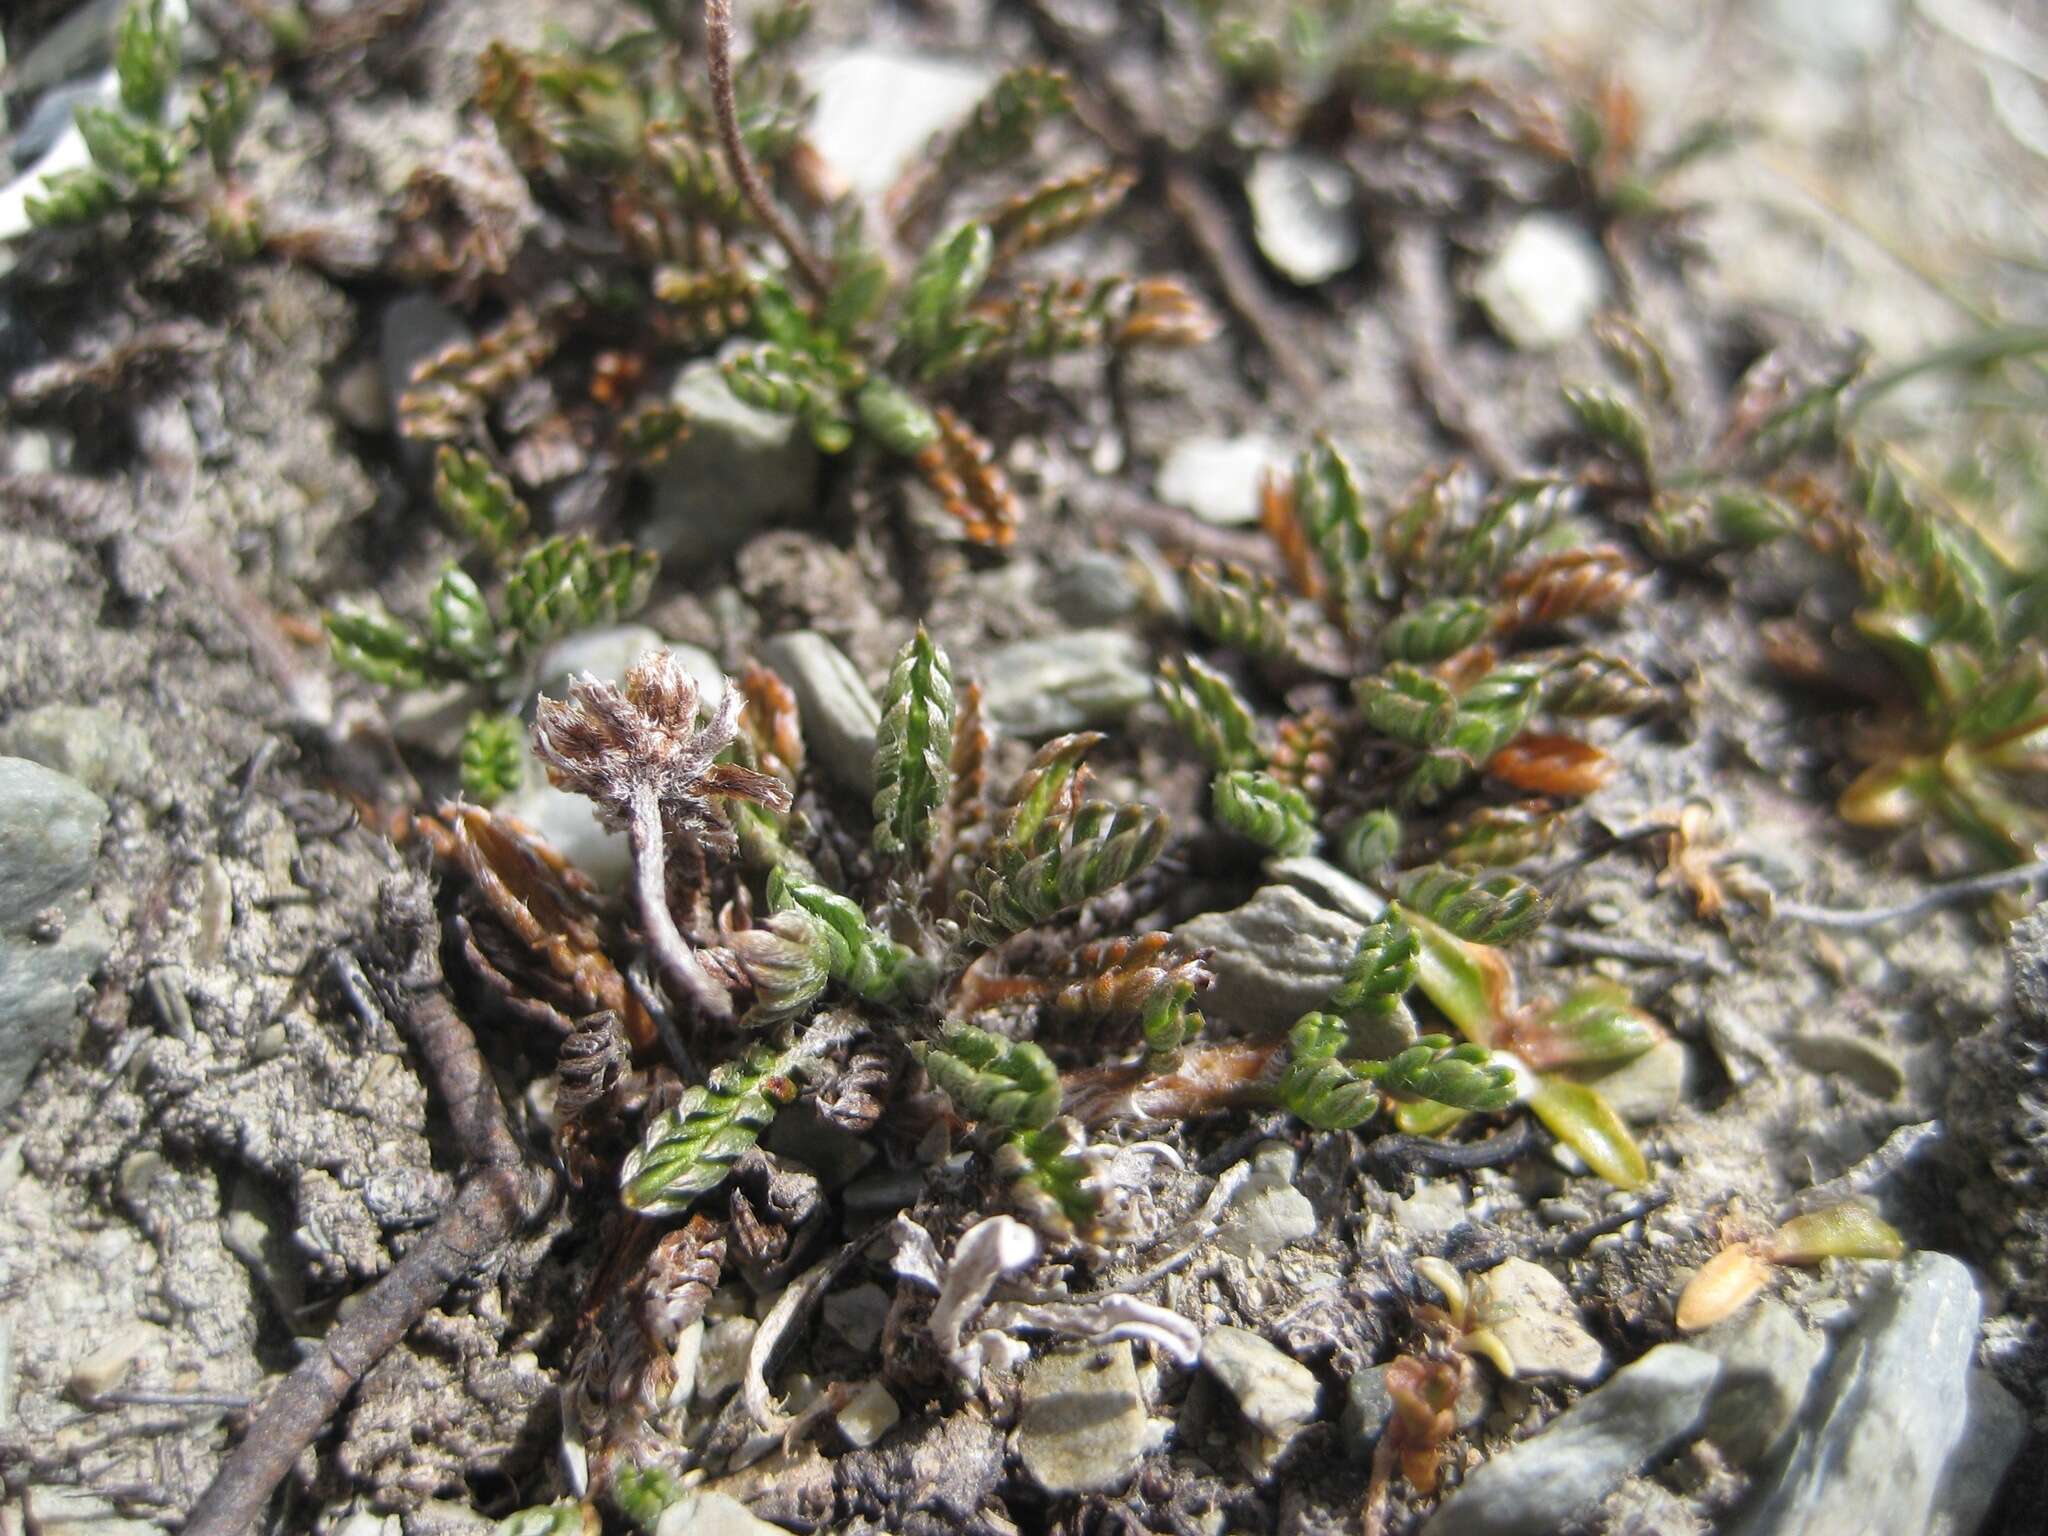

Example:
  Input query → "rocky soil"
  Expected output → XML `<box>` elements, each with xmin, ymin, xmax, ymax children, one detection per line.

<box><xmin>2</xmin><ymin>1</ymin><xmax>2047</xmax><ymax>1534</ymax></box>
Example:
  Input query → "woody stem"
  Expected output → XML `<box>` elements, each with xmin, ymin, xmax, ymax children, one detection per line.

<box><xmin>629</xmin><ymin>784</ymin><xmax>734</xmax><ymax>1020</ymax></box>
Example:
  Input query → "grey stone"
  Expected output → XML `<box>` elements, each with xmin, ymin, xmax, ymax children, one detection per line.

<box><xmin>0</xmin><ymin>702</ymin><xmax>153</xmax><ymax>799</ymax></box>
<box><xmin>978</xmin><ymin>629</ymin><xmax>1154</xmax><ymax>737</ymax></box>
<box><xmin>1580</xmin><ymin>1039</ymin><xmax>1690</xmax><ymax>1123</ymax></box>
<box><xmin>760</xmin><ymin>631</ymin><xmax>881</xmax><ymax>794</ymax></box>
<box><xmin>653</xmin><ymin>1490</ymin><xmax>791</xmax><ymax>1536</ymax></box>
<box><xmin>1422</xmin><ymin>1344</ymin><xmax>1722</xmax><ymax>1536</ymax></box>
<box><xmin>1201</xmin><ymin>1326</ymin><xmax>1321</xmax><ymax>1439</ymax></box>
<box><xmin>1764</xmin><ymin>0</ymin><xmax>1901</xmax><ymax>68</ymax></box>
<box><xmin>1016</xmin><ymin>1342</ymin><xmax>1151</xmax><ymax>1496</ymax></box>
<box><xmin>1931</xmin><ymin>1369</ymin><xmax>2027</xmax><ymax>1536</ymax></box>
<box><xmin>1470</xmin><ymin>1258</ymin><xmax>1607</xmax><ymax>1384</ymax></box>
<box><xmin>1788</xmin><ymin>1032</ymin><xmax>1907</xmax><ymax>1098</ymax></box>
<box><xmin>821</xmin><ymin>1283</ymin><xmax>889</xmax><ymax>1354</ymax></box>
<box><xmin>1043</xmin><ymin>551</ymin><xmax>1144</xmax><ymax>626</ymax></box>
<box><xmin>1694</xmin><ymin>1298</ymin><xmax>1825</xmax><ymax>1468</ymax></box>
<box><xmin>1472</xmin><ymin>214</ymin><xmax>1606</xmax><ymax>352</ymax></box>
<box><xmin>377</xmin><ymin>295</ymin><xmax>470</xmax><ymax>457</ymax></box>
<box><xmin>1155</xmin><ymin>436</ymin><xmax>1286</xmax><ymax>526</ymax></box>
<box><xmin>1247</xmin><ymin>151</ymin><xmax>1361</xmax><ymax>285</ymax></box>
<box><xmin>1733</xmin><ymin>1253</ymin><xmax>1996</xmax><ymax>1536</ymax></box>
<box><xmin>1219</xmin><ymin>1157</ymin><xmax>1317</xmax><ymax>1258</ymax></box>
<box><xmin>1267</xmin><ymin>854</ymin><xmax>1390</xmax><ymax>927</ymax></box>
<box><xmin>1174</xmin><ymin>885</ymin><xmax>1413</xmax><ymax>1054</ymax></box>
<box><xmin>648</xmin><ymin>353</ymin><xmax>819</xmax><ymax>564</ymax></box>
<box><xmin>695</xmin><ymin>1316</ymin><xmax>758</xmax><ymax>1407</ymax></box>
<box><xmin>533</xmin><ymin>624</ymin><xmax>665</xmax><ymax>701</ymax></box>
<box><xmin>809</xmin><ymin>50</ymin><xmax>995</xmax><ymax>197</ymax></box>
<box><xmin>1392</xmin><ymin>1179</ymin><xmax>1469</xmax><ymax>1240</ymax></box>
<box><xmin>0</xmin><ymin>758</ymin><xmax>111</xmax><ymax>1110</ymax></box>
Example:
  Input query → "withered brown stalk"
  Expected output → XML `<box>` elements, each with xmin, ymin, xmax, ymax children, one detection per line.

<box><xmin>183</xmin><ymin>880</ymin><xmax>555</xmax><ymax>1536</ymax></box>
<box><xmin>704</xmin><ymin>0</ymin><xmax>832</xmax><ymax>297</ymax></box>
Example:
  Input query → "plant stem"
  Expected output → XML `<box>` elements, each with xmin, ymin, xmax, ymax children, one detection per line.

<box><xmin>628</xmin><ymin>784</ymin><xmax>734</xmax><ymax>1019</ymax></box>
<box><xmin>703</xmin><ymin>0</ymin><xmax>832</xmax><ymax>296</ymax></box>
<box><xmin>1777</xmin><ymin>857</ymin><xmax>2048</xmax><ymax>929</ymax></box>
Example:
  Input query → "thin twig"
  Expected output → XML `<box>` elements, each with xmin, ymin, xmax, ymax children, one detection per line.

<box><xmin>1361</xmin><ymin>1119</ymin><xmax>1542</xmax><ymax>1195</ymax></box>
<box><xmin>1017</xmin><ymin>0</ymin><xmax>1315</xmax><ymax>399</ymax></box>
<box><xmin>183</xmin><ymin>880</ymin><xmax>555</xmax><ymax>1536</ymax></box>
<box><xmin>1776</xmin><ymin>859</ymin><xmax>2048</xmax><ymax>929</ymax></box>
<box><xmin>1387</xmin><ymin>218</ymin><xmax>1528</xmax><ymax>480</ymax></box>
<box><xmin>703</xmin><ymin>0</ymin><xmax>831</xmax><ymax>296</ymax></box>
<box><xmin>1538</xmin><ymin>1190</ymin><xmax>1672</xmax><ymax>1260</ymax></box>
<box><xmin>1535</xmin><ymin>821</ymin><xmax>1678</xmax><ymax>889</ymax></box>
<box><xmin>1547</xmin><ymin>928</ymin><xmax>1732</xmax><ymax>977</ymax></box>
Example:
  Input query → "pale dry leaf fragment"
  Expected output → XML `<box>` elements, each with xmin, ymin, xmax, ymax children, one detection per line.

<box><xmin>1675</xmin><ymin>1242</ymin><xmax>1775</xmax><ymax>1332</ymax></box>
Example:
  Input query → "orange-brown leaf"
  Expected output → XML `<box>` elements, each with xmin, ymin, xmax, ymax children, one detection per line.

<box><xmin>1487</xmin><ymin>733</ymin><xmax>1616</xmax><ymax>796</ymax></box>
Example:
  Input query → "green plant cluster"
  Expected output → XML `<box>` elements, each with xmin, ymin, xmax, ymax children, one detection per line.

<box><xmin>25</xmin><ymin>0</ymin><xmax>259</xmax><ymax>247</ymax></box>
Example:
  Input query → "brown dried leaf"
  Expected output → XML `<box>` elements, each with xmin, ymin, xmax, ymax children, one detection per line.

<box><xmin>1487</xmin><ymin>733</ymin><xmax>1616</xmax><ymax>796</ymax></box>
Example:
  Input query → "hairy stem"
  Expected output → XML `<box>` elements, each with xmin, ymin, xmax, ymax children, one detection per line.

<box><xmin>628</xmin><ymin>784</ymin><xmax>734</xmax><ymax>1020</ymax></box>
<box><xmin>704</xmin><ymin>0</ymin><xmax>832</xmax><ymax>296</ymax></box>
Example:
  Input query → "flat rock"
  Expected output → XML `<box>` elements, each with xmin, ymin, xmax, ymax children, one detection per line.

<box><xmin>1472</xmin><ymin>213</ymin><xmax>1606</xmax><ymax>352</ymax></box>
<box><xmin>1016</xmin><ymin>1342</ymin><xmax>1152</xmax><ymax>1496</ymax></box>
<box><xmin>1695</xmin><ymin>1298</ymin><xmax>1825</xmax><ymax>1467</ymax></box>
<box><xmin>653</xmin><ymin>1490</ymin><xmax>791</xmax><ymax>1536</ymax></box>
<box><xmin>648</xmin><ymin>353</ymin><xmax>819</xmax><ymax>564</ymax></box>
<box><xmin>836</xmin><ymin>1379</ymin><xmax>901</xmax><ymax>1449</ymax></box>
<box><xmin>809</xmin><ymin>50</ymin><xmax>995</xmax><ymax>197</ymax></box>
<box><xmin>0</xmin><ymin>758</ymin><xmax>112</xmax><ymax>1110</ymax></box>
<box><xmin>760</xmin><ymin>631</ymin><xmax>881</xmax><ymax>794</ymax></box>
<box><xmin>1175</xmin><ymin>885</ymin><xmax>1412</xmax><ymax>1054</ymax></box>
<box><xmin>1422</xmin><ymin>1343</ymin><xmax>1722</xmax><ymax>1536</ymax></box>
<box><xmin>1247</xmin><ymin>151</ymin><xmax>1361</xmax><ymax>284</ymax></box>
<box><xmin>1202</xmin><ymin>1326</ymin><xmax>1322</xmax><ymax>1439</ymax></box>
<box><xmin>1733</xmin><ymin>1252</ymin><xmax>1999</xmax><ymax>1536</ymax></box>
<box><xmin>1154</xmin><ymin>436</ymin><xmax>1287</xmax><ymax>525</ymax></box>
<box><xmin>1580</xmin><ymin>1038</ymin><xmax>1690</xmax><ymax>1123</ymax></box>
<box><xmin>978</xmin><ymin>629</ymin><xmax>1153</xmax><ymax>737</ymax></box>
<box><xmin>1471</xmin><ymin>1257</ymin><xmax>1606</xmax><ymax>1384</ymax></box>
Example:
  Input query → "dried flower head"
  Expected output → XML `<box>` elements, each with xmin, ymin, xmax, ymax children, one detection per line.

<box><xmin>533</xmin><ymin>649</ymin><xmax>791</xmax><ymax>856</ymax></box>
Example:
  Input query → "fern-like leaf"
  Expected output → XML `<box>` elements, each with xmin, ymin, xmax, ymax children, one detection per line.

<box><xmin>873</xmin><ymin>626</ymin><xmax>956</xmax><ymax>858</ymax></box>
<box><xmin>1396</xmin><ymin>865</ymin><xmax>1549</xmax><ymax>945</ymax></box>
<box><xmin>620</xmin><ymin>1041</ymin><xmax>804</xmax><ymax>1215</ymax></box>
<box><xmin>459</xmin><ymin>712</ymin><xmax>526</xmax><ymax>805</ymax></box>
<box><xmin>1052</xmin><ymin>933</ymin><xmax>1210</xmax><ymax>1061</ymax></box>
<box><xmin>1212</xmin><ymin>769</ymin><xmax>1318</xmax><ymax>856</ymax></box>
<box><xmin>434</xmin><ymin>446</ymin><xmax>531</xmax><ymax>560</ymax></box>
<box><xmin>918</xmin><ymin>1022</ymin><xmax>1060</xmax><ymax>1128</ymax></box>
<box><xmin>502</xmin><ymin>536</ymin><xmax>659</xmax><ymax>653</ymax></box>
<box><xmin>1384</xmin><ymin>596</ymin><xmax>1492</xmax><ymax>663</ymax></box>
<box><xmin>1278</xmin><ymin>1014</ymin><xmax>1380</xmax><ymax>1130</ymax></box>
<box><xmin>1157</xmin><ymin>655</ymin><xmax>1264</xmax><ymax>771</ymax></box>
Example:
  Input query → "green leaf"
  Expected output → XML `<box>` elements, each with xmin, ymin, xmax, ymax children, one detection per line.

<box><xmin>728</xmin><ymin>907</ymin><xmax>835</xmax><ymax>1024</ymax></box>
<box><xmin>1440</xmin><ymin>803</ymin><xmax>1565</xmax><ymax>867</ymax></box>
<box><xmin>1383</xmin><ymin>596</ymin><xmax>1492</xmax><ymax>663</ymax></box>
<box><xmin>1521</xmin><ymin>980</ymin><xmax>1663</xmax><ymax>1070</ymax></box>
<box><xmin>1562</xmin><ymin>384</ymin><xmax>1654</xmax><ymax>476</ymax></box>
<box><xmin>433</xmin><ymin>446</ymin><xmax>531</xmax><ymax>559</ymax></box>
<box><xmin>872</xmin><ymin>626</ymin><xmax>956</xmax><ymax>858</ymax></box>
<box><xmin>1528</xmin><ymin>1076</ymin><xmax>1649</xmax><ymax>1189</ymax></box>
<box><xmin>960</xmin><ymin>800</ymin><xmax>1169</xmax><ymax>944</ymax></box>
<box><xmin>723</xmin><ymin>345</ymin><xmax>854</xmax><ymax>453</ymax></box>
<box><xmin>1184</xmin><ymin>561</ymin><xmax>1316</xmax><ymax>664</ymax></box>
<box><xmin>1396</xmin><ymin>865</ymin><xmax>1549</xmax><ymax>945</ymax></box>
<box><xmin>1330</xmin><ymin>913</ymin><xmax>1420</xmax><ymax>1015</ymax></box>
<box><xmin>1763</xmin><ymin>1204</ymin><xmax>1906</xmax><ymax>1264</ymax></box>
<box><xmin>768</xmin><ymin>867</ymin><xmax>931</xmax><ymax>1004</ymax></box>
<box><xmin>1371</xmin><ymin>1034</ymin><xmax>1517</xmax><ymax>1111</ymax></box>
<box><xmin>425</xmin><ymin>568</ymin><xmax>501</xmax><ymax>681</ymax></box>
<box><xmin>1334</xmin><ymin>808</ymin><xmax>1402</xmax><ymax>877</ymax></box>
<box><xmin>1294</xmin><ymin>437</ymin><xmax>1373</xmax><ymax>629</ymax></box>
<box><xmin>936</xmin><ymin>66</ymin><xmax>1071</xmax><ymax>179</ymax></box>
<box><xmin>502</xmin><ymin>536</ymin><xmax>659</xmax><ymax>653</ymax></box>
<box><xmin>1356</xmin><ymin>663</ymin><xmax>1459</xmax><ymax>746</ymax></box>
<box><xmin>192</xmin><ymin>63</ymin><xmax>258</xmax><ymax>174</ymax></box>
<box><xmin>115</xmin><ymin>0</ymin><xmax>181</xmax><ymax>121</ymax></box>
<box><xmin>1156</xmin><ymin>655</ymin><xmax>1264</xmax><ymax>772</ymax></box>
<box><xmin>822</xmin><ymin>213</ymin><xmax>890</xmax><ymax>340</ymax></box>
<box><xmin>998</xmin><ymin>731</ymin><xmax>1102</xmax><ymax>853</ymax></box>
<box><xmin>494</xmin><ymin>1498</ymin><xmax>596</xmax><ymax>1536</ymax></box>
<box><xmin>1277</xmin><ymin>1014</ymin><xmax>1381</xmax><ymax>1130</ymax></box>
<box><xmin>1003</xmin><ymin>1120</ymin><xmax>1098</xmax><ymax>1233</ymax></box>
<box><xmin>25</xmin><ymin>168</ymin><xmax>121</xmax><ymax>227</ymax></box>
<box><xmin>1211</xmin><ymin>768</ymin><xmax>1318</xmax><ymax>856</ymax></box>
<box><xmin>1444</xmin><ymin>479</ymin><xmax>1574</xmax><ymax>593</ymax></box>
<box><xmin>326</xmin><ymin>604</ymin><xmax>432</xmax><ymax>688</ymax></box>
<box><xmin>918</xmin><ymin>1022</ymin><xmax>1061</xmax><ymax>1129</ymax></box>
<box><xmin>902</xmin><ymin>222</ymin><xmax>995</xmax><ymax>362</ymax></box>
<box><xmin>1541</xmin><ymin>649</ymin><xmax>1658</xmax><ymax>718</ymax></box>
<box><xmin>75</xmin><ymin>106</ymin><xmax>183</xmax><ymax>193</ymax></box>
<box><xmin>855</xmin><ymin>376</ymin><xmax>941</xmax><ymax>456</ymax></box>
<box><xmin>620</xmin><ymin>1041</ymin><xmax>804</xmax><ymax>1214</ymax></box>
<box><xmin>459</xmin><ymin>712</ymin><xmax>525</xmax><ymax>805</ymax></box>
